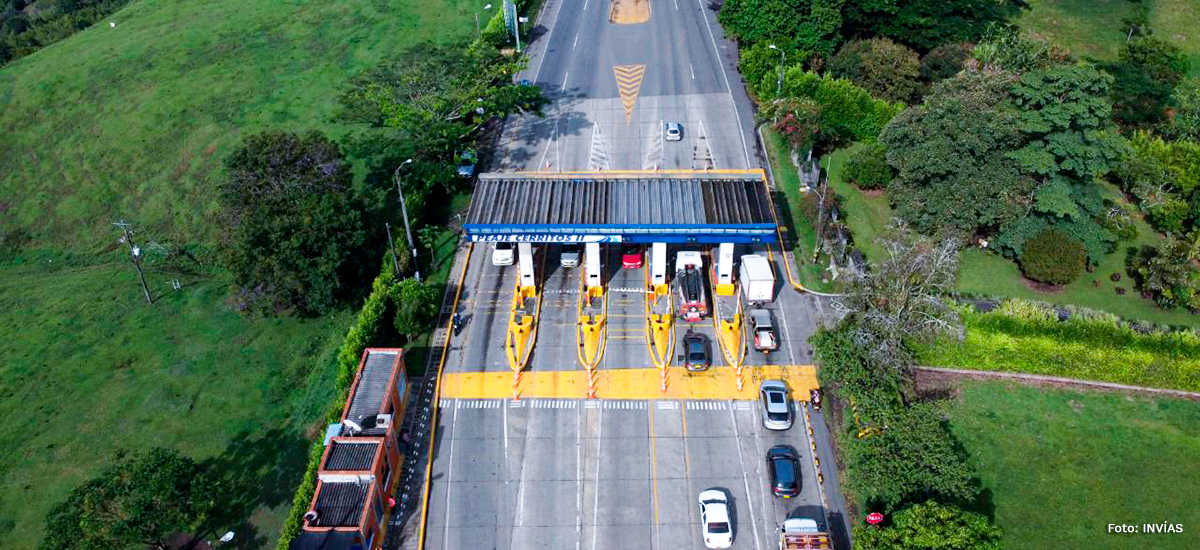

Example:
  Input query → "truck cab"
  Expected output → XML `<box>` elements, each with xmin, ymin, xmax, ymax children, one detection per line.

<box><xmin>748</xmin><ymin>308</ymin><xmax>777</xmax><ymax>353</ymax></box>
<box><xmin>779</xmin><ymin>518</ymin><xmax>830</xmax><ymax>549</ymax></box>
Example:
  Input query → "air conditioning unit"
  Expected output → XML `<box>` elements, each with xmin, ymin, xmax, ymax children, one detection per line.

<box><xmin>374</xmin><ymin>414</ymin><xmax>393</xmax><ymax>429</ymax></box>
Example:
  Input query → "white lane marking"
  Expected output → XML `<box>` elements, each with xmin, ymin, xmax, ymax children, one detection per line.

<box><xmin>442</xmin><ymin>402</ymin><xmax>459</xmax><ymax>547</ymax></box>
<box><xmin>532</xmin><ymin>0</ymin><xmax>566</xmax><ymax>83</ymax></box>
<box><xmin>562</xmin><ymin>71</ymin><xmax>569</xmax><ymax>91</ymax></box>
<box><xmin>690</xmin><ymin>63</ymin><xmax>695</xmax><ymax>80</ymax></box>
<box><xmin>576</xmin><ymin>402</ymin><xmax>584</xmax><ymax>542</ymax></box>
<box><xmin>583</xmin><ymin>0</ymin><xmax>589</xmax><ymax>10</ymax></box>
<box><xmin>695</xmin><ymin>0</ymin><xmax>751</xmax><ymax>168</ymax></box>
<box><xmin>503</xmin><ymin>397</ymin><xmax>509</xmax><ymax>454</ymax></box>
<box><xmin>674</xmin><ymin>0</ymin><xmax>678</xmax><ymax>10</ymax></box>
<box><xmin>538</xmin><ymin>115</ymin><xmax>558</xmax><ymax>169</ymax></box>
<box><xmin>590</xmin><ymin>410</ymin><xmax>603</xmax><ymax>550</ymax></box>
<box><xmin>729</xmin><ymin>405</ymin><xmax>764</xmax><ymax>550</ymax></box>
<box><xmin>573</xmin><ymin>33</ymin><xmax>579</xmax><ymax>50</ymax></box>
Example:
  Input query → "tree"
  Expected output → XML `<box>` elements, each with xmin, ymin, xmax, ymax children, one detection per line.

<box><xmin>832</xmin><ymin>220</ymin><xmax>963</xmax><ymax>370</ymax></box>
<box><xmin>1018</xmin><ymin>229</ymin><xmax>1087</xmax><ymax>284</ymax></box>
<box><xmin>842</xmin><ymin>403</ymin><xmax>979</xmax><ymax>509</ymax></box>
<box><xmin>41</xmin><ymin>448</ymin><xmax>217</xmax><ymax>550</ymax></box>
<box><xmin>219</xmin><ymin>131</ymin><xmax>367</xmax><ymax>316</ymax></box>
<box><xmin>843</xmin><ymin>142</ymin><xmax>894</xmax><ymax>190</ymax></box>
<box><xmin>1113</xmin><ymin>130</ymin><xmax>1200</xmax><ymax>233</ymax></box>
<box><xmin>920</xmin><ymin>43</ymin><xmax>974</xmax><ymax>82</ymax></box>
<box><xmin>717</xmin><ymin>0</ymin><xmax>844</xmax><ymax>55</ymax></box>
<box><xmin>829</xmin><ymin>38</ymin><xmax>922</xmax><ymax>104</ymax></box>
<box><xmin>1126</xmin><ymin>233</ymin><xmax>1200</xmax><ymax>310</ymax></box>
<box><xmin>1103</xmin><ymin>37</ymin><xmax>1191</xmax><ymax>127</ymax></box>
<box><xmin>781</xmin><ymin>68</ymin><xmax>905</xmax><ymax>145</ymax></box>
<box><xmin>763</xmin><ymin>97</ymin><xmax>834</xmax><ymax>152</ymax></box>
<box><xmin>972</xmin><ymin>25</ymin><xmax>1071</xmax><ymax>73</ymax></box>
<box><xmin>1163</xmin><ymin>77</ymin><xmax>1200</xmax><ymax>141</ymax></box>
<box><xmin>854</xmin><ymin>500</ymin><xmax>1002</xmax><ymax>550</ymax></box>
<box><xmin>840</xmin><ymin>0</ymin><xmax>1027</xmax><ymax>52</ymax></box>
<box><xmin>392</xmin><ymin>278</ymin><xmax>441</xmax><ymax>340</ymax></box>
<box><xmin>881</xmin><ymin>69</ymin><xmax>1035</xmax><ymax>237</ymax></box>
<box><xmin>811</xmin><ymin>321</ymin><xmax>904</xmax><ymax>429</ymax></box>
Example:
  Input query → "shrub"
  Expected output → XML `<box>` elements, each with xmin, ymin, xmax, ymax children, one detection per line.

<box><xmin>828</xmin><ymin>38</ymin><xmax>922</xmax><ymax>104</ymax></box>
<box><xmin>392</xmin><ymin>278</ymin><xmax>441</xmax><ymax>340</ymax></box>
<box><xmin>843</xmin><ymin>142</ymin><xmax>893</xmax><ymax>190</ymax></box>
<box><xmin>1147</xmin><ymin>197</ymin><xmax>1191</xmax><ymax>233</ymax></box>
<box><xmin>920</xmin><ymin>43</ymin><xmax>974</xmax><ymax>82</ymax></box>
<box><xmin>779</xmin><ymin>69</ymin><xmax>905</xmax><ymax>143</ymax></box>
<box><xmin>1126</xmin><ymin>235</ymin><xmax>1200</xmax><ymax>310</ymax></box>
<box><xmin>1018</xmin><ymin>229</ymin><xmax>1086</xmax><ymax>284</ymax></box>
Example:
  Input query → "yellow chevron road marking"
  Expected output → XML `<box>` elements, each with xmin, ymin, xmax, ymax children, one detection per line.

<box><xmin>614</xmin><ymin>64</ymin><xmax>645</xmax><ymax>124</ymax></box>
<box><xmin>610</xmin><ymin>0</ymin><xmax>650</xmax><ymax>24</ymax></box>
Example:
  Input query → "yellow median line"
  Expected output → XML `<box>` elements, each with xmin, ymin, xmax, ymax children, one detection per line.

<box><xmin>417</xmin><ymin>242</ymin><xmax>473</xmax><ymax>550</ymax></box>
<box><xmin>438</xmin><ymin>365</ymin><xmax>818</xmax><ymax>400</ymax></box>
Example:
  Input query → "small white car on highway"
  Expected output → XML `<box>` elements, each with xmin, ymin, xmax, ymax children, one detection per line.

<box><xmin>666</xmin><ymin>121</ymin><xmax>683</xmax><ymax>141</ymax></box>
<box><xmin>492</xmin><ymin>242</ymin><xmax>515</xmax><ymax>266</ymax></box>
<box><xmin>698</xmin><ymin>488</ymin><xmax>733</xmax><ymax>548</ymax></box>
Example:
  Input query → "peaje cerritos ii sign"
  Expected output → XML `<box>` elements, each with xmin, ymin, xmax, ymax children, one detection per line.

<box><xmin>470</xmin><ymin>234</ymin><xmax>624</xmax><ymax>243</ymax></box>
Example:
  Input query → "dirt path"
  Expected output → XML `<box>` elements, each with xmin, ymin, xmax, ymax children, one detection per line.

<box><xmin>914</xmin><ymin>366</ymin><xmax>1200</xmax><ymax>401</ymax></box>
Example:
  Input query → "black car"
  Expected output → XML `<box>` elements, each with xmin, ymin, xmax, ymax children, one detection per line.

<box><xmin>682</xmin><ymin>331</ymin><xmax>712</xmax><ymax>371</ymax></box>
<box><xmin>766</xmin><ymin>445</ymin><xmax>800</xmax><ymax>498</ymax></box>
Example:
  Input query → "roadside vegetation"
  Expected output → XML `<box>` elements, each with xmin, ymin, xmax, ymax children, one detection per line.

<box><xmin>915</xmin><ymin>299</ymin><xmax>1200</xmax><ymax>391</ymax></box>
<box><xmin>946</xmin><ymin>380</ymin><xmax>1200</xmax><ymax>550</ymax></box>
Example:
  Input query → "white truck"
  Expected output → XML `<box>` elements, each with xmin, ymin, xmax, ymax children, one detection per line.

<box><xmin>739</xmin><ymin>254</ymin><xmax>775</xmax><ymax>304</ymax></box>
<box><xmin>778</xmin><ymin>518</ymin><xmax>831</xmax><ymax>550</ymax></box>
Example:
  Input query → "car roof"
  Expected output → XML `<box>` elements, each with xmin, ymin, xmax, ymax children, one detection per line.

<box><xmin>703</xmin><ymin>501</ymin><xmax>730</xmax><ymax>523</ymax></box>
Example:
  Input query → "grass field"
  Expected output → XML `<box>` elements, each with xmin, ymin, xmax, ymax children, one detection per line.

<box><xmin>947</xmin><ymin>380</ymin><xmax>1200</xmax><ymax>550</ymax></box>
<box><xmin>822</xmin><ymin>144</ymin><xmax>891</xmax><ymax>264</ymax></box>
<box><xmin>0</xmin><ymin>261</ymin><xmax>353</xmax><ymax>549</ymax></box>
<box><xmin>0</xmin><ymin>0</ymin><xmax>477</xmax><ymax>254</ymax></box>
<box><xmin>0</xmin><ymin>0</ymin><xmax>477</xmax><ymax>548</ymax></box>
<box><xmin>1017</xmin><ymin>0</ymin><xmax>1200</xmax><ymax>77</ymax></box>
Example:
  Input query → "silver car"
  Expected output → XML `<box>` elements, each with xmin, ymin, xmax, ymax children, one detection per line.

<box><xmin>560</xmin><ymin>245</ymin><xmax>581</xmax><ymax>268</ymax></box>
<box><xmin>760</xmin><ymin>380</ymin><xmax>792</xmax><ymax>430</ymax></box>
<box><xmin>666</xmin><ymin>122</ymin><xmax>683</xmax><ymax>141</ymax></box>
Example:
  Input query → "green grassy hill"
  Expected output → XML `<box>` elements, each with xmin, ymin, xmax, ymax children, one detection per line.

<box><xmin>0</xmin><ymin>0</ymin><xmax>475</xmax><ymax>254</ymax></box>
<box><xmin>0</xmin><ymin>0</ymin><xmax>474</xmax><ymax>547</ymax></box>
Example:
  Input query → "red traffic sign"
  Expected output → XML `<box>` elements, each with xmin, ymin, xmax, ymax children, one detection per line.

<box><xmin>866</xmin><ymin>512</ymin><xmax>884</xmax><ymax>525</ymax></box>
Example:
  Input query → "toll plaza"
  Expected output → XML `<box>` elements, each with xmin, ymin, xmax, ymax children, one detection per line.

<box><xmin>441</xmin><ymin>170</ymin><xmax>822</xmax><ymax>400</ymax></box>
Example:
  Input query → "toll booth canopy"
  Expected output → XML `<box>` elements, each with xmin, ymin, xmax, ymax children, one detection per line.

<box><xmin>464</xmin><ymin>172</ymin><xmax>777</xmax><ymax>244</ymax></box>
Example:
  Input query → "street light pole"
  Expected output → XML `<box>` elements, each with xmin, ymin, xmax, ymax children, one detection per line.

<box><xmin>476</xmin><ymin>4</ymin><xmax>492</xmax><ymax>37</ymax></box>
<box><xmin>768</xmin><ymin>44</ymin><xmax>785</xmax><ymax>97</ymax></box>
<box><xmin>393</xmin><ymin>158</ymin><xmax>421</xmax><ymax>282</ymax></box>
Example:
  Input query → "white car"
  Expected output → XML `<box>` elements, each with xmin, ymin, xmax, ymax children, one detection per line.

<box><xmin>560</xmin><ymin>245</ymin><xmax>581</xmax><ymax>268</ymax></box>
<box><xmin>666</xmin><ymin>121</ymin><xmax>683</xmax><ymax>141</ymax></box>
<box><xmin>698</xmin><ymin>489</ymin><xmax>733</xmax><ymax>548</ymax></box>
<box><xmin>760</xmin><ymin>379</ymin><xmax>792</xmax><ymax>430</ymax></box>
<box><xmin>492</xmin><ymin>242</ymin><xmax>515</xmax><ymax>266</ymax></box>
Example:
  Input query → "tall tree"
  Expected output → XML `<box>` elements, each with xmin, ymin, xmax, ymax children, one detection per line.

<box><xmin>1103</xmin><ymin>37</ymin><xmax>1191</xmax><ymax>128</ymax></box>
<box><xmin>717</xmin><ymin>0</ymin><xmax>845</xmax><ymax>55</ymax></box>
<box><xmin>881</xmin><ymin>70</ymin><xmax>1035</xmax><ymax>237</ymax></box>
<box><xmin>829</xmin><ymin>38</ymin><xmax>922</xmax><ymax>104</ymax></box>
<box><xmin>842</xmin><ymin>0</ymin><xmax>1028</xmax><ymax>52</ymax></box>
<box><xmin>842</xmin><ymin>403</ymin><xmax>979</xmax><ymax>509</ymax></box>
<box><xmin>41</xmin><ymin>448</ymin><xmax>217</xmax><ymax>550</ymax></box>
<box><xmin>219</xmin><ymin>131</ymin><xmax>367</xmax><ymax>316</ymax></box>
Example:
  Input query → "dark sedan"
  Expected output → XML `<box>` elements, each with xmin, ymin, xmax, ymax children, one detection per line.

<box><xmin>767</xmin><ymin>445</ymin><xmax>800</xmax><ymax>498</ymax></box>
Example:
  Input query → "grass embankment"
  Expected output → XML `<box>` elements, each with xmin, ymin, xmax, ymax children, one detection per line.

<box><xmin>1017</xmin><ymin>0</ymin><xmax>1200</xmax><ymax>77</ymax></box>
<box><xmin>0</xmin><ymin>0</ymin><xmax>476</xmax><ymax>251</ymax></box>
<box><xmin>822</xmin><ymin>144</ymin><xmax>891</xmax><ymax>264</ymax></box>
<box><xmin>761</xmin><ymin>129</ymin><xmax>834</xmax><ymax>292</ymax></box>
<box><xmin>916</xmin><ymin>302</ymin><xmax>1200</xmax><ymax>391</ymax></box>
<box><xmin>0</xmin><ymin>263</ymin><xmax>352</xmax><ymax>549</ymax></box>
<box><xmin>0</xmin><ymin>0</ymin><xmax>476</xmax><ymax>547</ymax></box>
<box><xmin>947</xmin><ymin>380</ymin><xmax>1200</xmax><ymax>550</ymax></box>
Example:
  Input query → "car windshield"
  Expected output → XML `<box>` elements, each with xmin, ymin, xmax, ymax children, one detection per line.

<box><xmin>767</xmin><ymin>411</ymin><xmax>789</xmax><ymax>421</ymax></box>
<box><xmin>688</xmin><ymin>341</ymin><xmax>706</xmax><ymax>360</ymax></box>
<box><xmin>707</xmin><ymin>522</ymin><xmax>730</xmax><ymax>534</ymax></box>
<box><xmin>496</xmin><ymin>242</ymin><xmax>513</xmax><ymax>250</ymax></box>
<box><xmin>623</xmin><ymin>246</ymin><xmax>638</xmax><ymax>255</ymax></box>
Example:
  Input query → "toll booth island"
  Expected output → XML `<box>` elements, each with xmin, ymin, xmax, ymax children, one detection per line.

<box><xmin>463</xmin><ymin>170</ymin><xmax>779</xmax><ymax>396</ymax></box>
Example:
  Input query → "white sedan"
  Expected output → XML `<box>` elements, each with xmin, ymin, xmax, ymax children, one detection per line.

<box><xmin>698</xmin><ymin>488</ymin><xmax>733</xmax><ymax>548</ymax></box>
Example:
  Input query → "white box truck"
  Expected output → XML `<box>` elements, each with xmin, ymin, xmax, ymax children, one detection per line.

<box><xmin>739</xmin><ymin>254</ymin><xmax>775</xmax><ymax>303</ymax></box>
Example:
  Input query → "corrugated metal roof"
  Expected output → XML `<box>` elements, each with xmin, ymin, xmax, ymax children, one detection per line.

<box><xmin>325</xmin><ymin>441</ymin><xmax>379</xmax><ymax>471</ymax></box>
<box><xmin>312</xmin><ymin>482</ymin><xmax>368</xmax><ymax>527</ymax></box>
<box><xmin>466</xmin><ymin>174</ymin><xmax>773</xmax><ymax>228</ymax></box>
<box><xmin>346</xmin><ymin>350</ymin><xmax>398</xmax><ymax>430</ymax></box>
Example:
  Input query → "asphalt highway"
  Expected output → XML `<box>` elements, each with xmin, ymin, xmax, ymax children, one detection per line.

<box><xmin>499</xmin><ymin>0</ymin><xmax>759</xmax><ymax>171</ymax></box>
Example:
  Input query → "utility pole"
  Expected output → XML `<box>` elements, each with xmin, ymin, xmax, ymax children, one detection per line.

<box><xmin>112</xmin><ymin>220</ymin><xmax>153</xmax><ymax>304</ymax></box>
<box><xmin>393</xmin><ymin>159</ymin><xmax>421</xmax><ymax>282</ymax></box>
<box><xmin>385</xmin><ymin>222</ymin><xmax>400</xmax><ymax>275</ymax></box>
